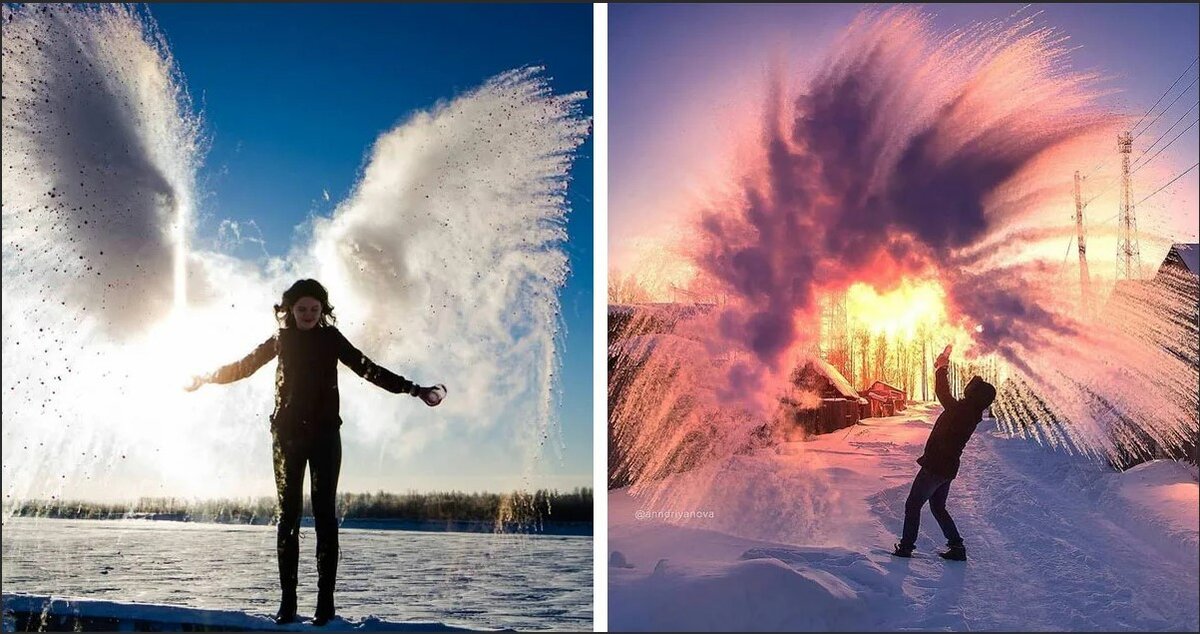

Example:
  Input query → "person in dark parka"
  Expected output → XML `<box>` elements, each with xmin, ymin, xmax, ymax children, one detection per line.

<box><xmin>893</xmin><ymin>345</ymin><xmax>996</xmax><ymax>561</ymax></box>
<box><xmin>185</xmin><ymin>279</ymin><xmax>445</xmax><ymax>626</ymax></box>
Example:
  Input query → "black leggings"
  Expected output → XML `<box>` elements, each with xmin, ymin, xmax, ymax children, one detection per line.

<box><xmin>272</xmin><ymin>426</ymin><xmax>342</xmax><ymax>606</ymax></box>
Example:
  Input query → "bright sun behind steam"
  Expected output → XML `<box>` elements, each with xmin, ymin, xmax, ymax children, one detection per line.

<box><xmin>845</xmin><ymin>279</ymin><xmax>949</xmax><ymax>341</ymax></box>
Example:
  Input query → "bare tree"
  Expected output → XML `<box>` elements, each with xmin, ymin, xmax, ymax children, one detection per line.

<box><xmin>608</xmin><ymin>270</ymin><xmax>649</xmax><ymax>305</ymax></box>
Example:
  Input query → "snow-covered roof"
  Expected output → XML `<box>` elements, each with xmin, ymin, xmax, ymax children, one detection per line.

<box><xmin>804</xmin><ymin>358</ymin><xmax>859</xmax><ymax>399</ymax></box>
<box><xmin>1166</xmin><ymin>243</ymin><xmax>1199</xmax><ymax>275</ymax></box>
<box><xmin>866</xmin><ymin>381</ymin><xmax>905</xmax><ymax>396</ymax></box>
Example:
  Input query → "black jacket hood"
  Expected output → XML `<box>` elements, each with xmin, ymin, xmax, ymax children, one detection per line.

<box><xmin>963</xmin><ymin>375</ymin><xmax>997</xmax><ymax>411</ymax></box>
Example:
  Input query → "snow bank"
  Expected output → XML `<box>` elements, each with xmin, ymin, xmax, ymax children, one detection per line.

<box><xmin>1</xmin><ymin>594</ymin><xmax>485</xmax><ymax>632</ymax></box>
<box><xmin>612</xmin><ymin>552</ymin><xmax>867</xmax><ymax>631</ymax></box>
<box><xmin>1118</xmin><ymin>459</ymin><xmax>1200</xmax><ymax>553</ymax></box>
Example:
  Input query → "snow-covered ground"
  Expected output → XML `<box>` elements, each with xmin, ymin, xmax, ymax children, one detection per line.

<box><xmin>2</xmin><ymin>593</ymin><xmax>477</xmax><ymax>631</ymax></box>
<box><xmin>609</xmin><ymin>403</ymin><xmax>1200</xmax><ymax>631</ymax></box>
<box><xmin>1</xmin><ymin>519</ymin><xmax>591</xmax><ymax>631</ymax></box>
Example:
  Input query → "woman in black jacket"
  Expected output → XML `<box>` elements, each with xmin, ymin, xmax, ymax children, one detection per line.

<box><xmin>186</xmin><ymin>279</ymin><xmax>444</xmax><ymax>626</ymax></box>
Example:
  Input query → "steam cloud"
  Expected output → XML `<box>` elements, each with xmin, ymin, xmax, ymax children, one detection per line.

<box><xmin>695</xmin><ymin>8</ymin><xmax>1116</xmax><ymax>372</ymax></box>
<box><xmin>2</xmin><ymin>5</ymin><xmax>589</xmax><ymax>502</ymax></box>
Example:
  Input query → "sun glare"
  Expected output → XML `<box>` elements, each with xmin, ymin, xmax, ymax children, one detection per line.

<box><xmin>845</xmin><ymin>279</ymin><xmax>948</xmax><ymax>340</ymax></box>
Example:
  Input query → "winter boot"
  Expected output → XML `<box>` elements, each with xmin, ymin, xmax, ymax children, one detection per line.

<box><xmin>274</xmin><ymin>528</ymin><xmax>299</xmax><ymax>624</ymax></box>
<box><xmin>312</xmin><ymin>593</ymin><xmax>336</xmax><ymax>627</ymax></box>
<box><xmin>891</xmin><ymin>542</ymin><xmax>915</xmax><ymax>558</ymax></box>
<box><xmin>313</xmin><ymin>544</ymin><xmax>337</xmax><ymax>626</ymax></box>
<box><xmin>272</xmin><ymin>592</ymin><xmax>297</xmax><ymax>625</ymax></box>
<box><xmin>939</xmin><ymin>544</ymin><xmax>967</xmax><ymax>561</ymax></box>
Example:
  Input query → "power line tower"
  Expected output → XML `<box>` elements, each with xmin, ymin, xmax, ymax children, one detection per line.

<box><xmin>1073</xmin><ymin>170</ymin><xmax>1092</xmax><ymax>316</ymax></box>
<box><xmin>1116</xmin><ymin>131</ymin><xmax>1143</xmax><ymax>280</ymax></box>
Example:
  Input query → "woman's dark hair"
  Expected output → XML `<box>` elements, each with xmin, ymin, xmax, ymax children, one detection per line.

<box><xmin>275</xmin><ymin>279</ymin><xmax>336</xmax><ymax>329</ymax></box>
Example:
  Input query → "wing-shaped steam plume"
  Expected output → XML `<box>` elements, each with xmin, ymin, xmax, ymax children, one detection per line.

<box><xmin>2</xmin><ymin>4</ymin><xmax>590</xmax><ymax>508</ymax></box>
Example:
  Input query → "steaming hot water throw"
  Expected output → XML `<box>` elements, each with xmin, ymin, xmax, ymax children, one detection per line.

<box><xmin>609</xmin><ymin>6</ymin><xmax>1196</xmax><ymax>629</ymax></box>
<box><xmin>610</xmin><ymin>8</ymin><xmax>1199</xmax><ymax>505</ymax></box>
<box><xmin>2</xmin><ymin>4</ymin><xmax>588</xmax><ymax>504</ymax></box>
<box><xmin>3</xmin><ymin>3</ymin><xmax>590</xmax><ymax>629</ymax></box>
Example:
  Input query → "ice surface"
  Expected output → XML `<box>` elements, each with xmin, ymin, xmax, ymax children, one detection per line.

<box><xmin>2</xmin><ymin>520</ymin><xmax>591</xmax><ymax>631</ymax></box>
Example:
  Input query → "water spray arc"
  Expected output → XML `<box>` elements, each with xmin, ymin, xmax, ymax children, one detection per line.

<box><xmin>2</xmin><ymin>4</ymin><xmax>589</xmax><ymax>506</ymax></box>
<box><xmin>174</xmin><ymin>203</ymin><xmax>187</xmax><ymax>313</ymax></box>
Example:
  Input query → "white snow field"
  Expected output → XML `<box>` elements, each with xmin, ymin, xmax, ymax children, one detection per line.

<box><xmin>1</xmin><ymin>520</ymin><xmax>591</xmax><ymax>631</ymax></box>
<box><xmin>1</xmin><ymin>593</ymin><xmax>476</xmax><ymax>632</ymax></box>
<box><xmin>609</xmin><ymin>403</ymin><xmax>1199</xmax><ymax>631</ymax></box>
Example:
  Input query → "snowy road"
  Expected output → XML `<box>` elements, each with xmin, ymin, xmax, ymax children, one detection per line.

<box><xmin>871</xmin><ymin>409</ymin><xmax>1199</xmax><ymax>631</ymax></box>
<box><xmin>609</xmin><ymin>404</ymin><xmax>1199</xmax><ymax>631</ymax></box>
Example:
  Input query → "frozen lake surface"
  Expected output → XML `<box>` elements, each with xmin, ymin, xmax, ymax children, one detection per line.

<box><xmin>2</xmin><ymin>518</ymin><xmax>591</xmax><ymax>631</ymax></box>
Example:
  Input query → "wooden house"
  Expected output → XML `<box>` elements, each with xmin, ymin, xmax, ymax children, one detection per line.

<box><xmin>782</xmin><ymin>358</ymin><xmax>865</xmax><ymax>436</ymax></box>
<box><xmin>864</xmin><ymin>381</ymin><xmax>907</xmax><ymax>417</ymax></box>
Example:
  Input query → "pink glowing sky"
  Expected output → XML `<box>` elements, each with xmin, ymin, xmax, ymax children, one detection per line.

<box><xmin>610</xmin><ymin>4</ymin><xmax>1200</xmax><ymax>280</ymax></box>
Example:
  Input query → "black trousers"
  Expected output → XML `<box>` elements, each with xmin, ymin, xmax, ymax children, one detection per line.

<box><xmin>272</xmin><ymin>424</ymin><xmax>341</xmax><ymax>609</ymax></box>
<box><xmin>900</xmin><ymin>466</ymin><xmax>963</xmax><ymax>549</ymax></box>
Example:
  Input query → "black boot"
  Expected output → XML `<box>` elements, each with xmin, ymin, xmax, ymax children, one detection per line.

<box><xmin>891</xmin><ymin>542</ymin><xmax>915</xmax><ymax>558</ymax></box>
<box><xmin>275</xmin><ymin>523</ymin><xmax>300</xmax><ymax>624</ymax></box>
<box><xmin>939</xmin><ymin>543</ymin><xmax>967</xmax><ymax>561</ymax></box>
<box><xmin>312</xmin><ymin>548</ymin><xmax>337</xmax><ymax>626</ymax></box>
<box><xmin>312</xmin><ymin>593</ymin><xmax>335</xmax><ymax>627</ymax></box>
<box><xmin>272</xmin><ymin>593</ymin><xmax>297</xmax><ymax>625</ymax></box>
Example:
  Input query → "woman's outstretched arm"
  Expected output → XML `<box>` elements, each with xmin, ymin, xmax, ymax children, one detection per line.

<box><xmin>332</xmin><ymin>328</ymin><xmax>418</xmax><ymax>395</ymax></box>
<box><xmin>187</xmin><ymin>334</ymin><xmax>278</xmax><ymax>391</ymax></box>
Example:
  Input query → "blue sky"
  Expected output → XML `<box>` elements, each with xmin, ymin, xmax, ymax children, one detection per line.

<box><xmin>150</xmin><ymin>4</ymin><xmax>593</xmax><ymax>491</ymax></box>
<box><xmin>610</xmin><ymin>3</ymin><xmax>1200</xmax><ymax>269</ymax></box>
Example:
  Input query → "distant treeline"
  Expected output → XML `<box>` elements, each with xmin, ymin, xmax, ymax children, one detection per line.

<box><xmin>3</xmin><ymin>488</ymin><xmax>592</xmax><ymax>525</ymax></box>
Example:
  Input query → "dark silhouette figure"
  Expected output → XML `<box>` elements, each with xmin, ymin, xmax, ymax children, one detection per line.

<box><xmin>186</xmin><ymin>279</ymin><xmax>444</xmax><ymax>626</ymax></box>
<box><xmin>893</xmin><ymin>345</ymin><xmax>996</xmax><ymax>561</ymax></box>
